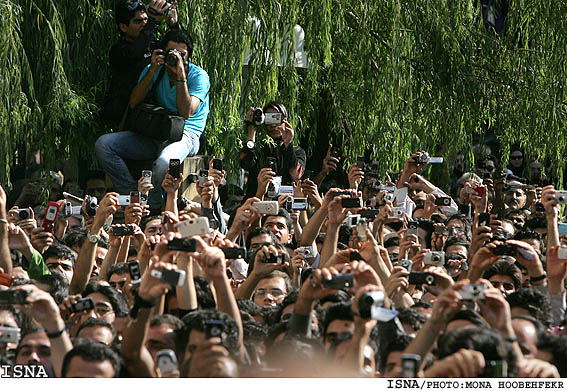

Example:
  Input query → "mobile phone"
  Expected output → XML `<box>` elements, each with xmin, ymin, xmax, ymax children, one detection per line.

<box><xmin>401</xmin><ymin>354</ymin><xmax>421</xmax><ymax>378</ymax></box>
<box><xmin>559</xmin><ymin>223</ymin><xmax>567</xmax><ymax>236</ymax></box>
<box><xmin>434</xmin><ymin>197</ymin><xmax>451</xmax><ymax>207</ymax></box>
<box><xmin>212</xmin><ymin>158</ymin><xmax>223</xmax><ymax>171</ymax></box>
<box><xmin>205</xmin><ymin>319</ymin><xmax>225</xmax><ymax>339</ymax></box>
<box><xmin>112</xmin><ymin>225</ymin><xmax>135</xmax><ymax>236</ymax></box>
<box><xmin>360</xmin><ymin>209</ymin><xmax>379</xmax><ymax>219</ymax></box>
<box><xmin>302</xmin><ymin>170</ymin><xmax>314</xmax><ymax>180</ymax></box>
<box><xmin>130</xmin><ymin>191</ymin><xmax>141</xmax><ymax>204</ymax></box>
<box><xmin>407</xmin><ymin>221</ymin><xmax>419</xmax><ymax>239</ymax></box>
<box><xmin>169</xmin><ymin>159</ymin><xmax>181</xmax><ymax>178</ymax></box>
<box><xmin>265</xmin><ymin>157</ymin><xmax>277</xmax><ymax>172</ymax></box>
<box><xmin>341</xmin><ymin>197</ymin><xmax>362</xmax><ymax>208</ymax></box>
<box><xmin>70</xmin><ymin>297</ymin><xmax>95</xmax><ymax>313</ymax></box>
<box><xmin>356</xmin><ymin>156</ymin><xmax>366</xmax><ymax>170</ymax></box>
<box><xmin>128</xmin><ymin>260</ymin><xmax>142</xmax><ymax>284</ymax></box>
<box><xmin>42</xmin><ymin>201</ymin><xmax>60</xmax><ymax>233</ymax></box>
<box><xmin>198</xmin><ymin>169</ymin><xmax>209</xmax><ymax>187</ymax></box>
<box><xmin>0</xmin><ymin>326</ymin><xmax>21</xmax><ymax>344</ymax></box>
<box><xmin>167</xmin><ymin>238</ymin><xmax>197</xmax><ymax>252</ymax></box>
<box><xmin>473</xmin><ymin>186</ymin><xmax>485</xmax><ymax>197</ymax></box>
<box><xmin>408</xmin><ymin>272</ymin><xmax>436</xmax><ymax>286</ymax></box>
<box><xmin>330</xmin><ymin>146</ymin><xmax>341</xmax><ymax>159</ymax></box>
<box><xmin>478</xmin><ymin>213</ymin><xmax>491</xmax><ymax>227</ymax></box>
<box><xmin>151</xmin><ymin>269</ymin><xmax>186</xmax><ymax>286</ymax></box>
<box><xmin>322</xmin><ymin>273</ymin><xmax>354</xmax><ymax>289</ymax></box>
<box><xmin>142</xmin><ymin>170</ymin><xmax>152</xmax><ymax>183</ymax></box>
<box><xmin>0</xmin><ymin>272</ymin><xmax>14</xmax><ymax>287</ymax></box>
<box><xmin>177</xmin><ymin>217</ymin><xmax>210</xmax><ymax>237</ymax></box>
<box><xmin>221</xmin><ymin>247</ymin><xmax>247</xmax><ymax>259</ymax></box>
<box><xmin>156</xmin><ymin>349</ymin><xmax>179</xmax><ymax>376</ymax></box>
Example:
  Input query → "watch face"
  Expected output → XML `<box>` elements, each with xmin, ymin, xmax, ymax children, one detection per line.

<box><xmin>246</xmin><ymin>141</ymin><xmax>255</xmax><ymax>149</ymax></box>
<box><xmin>89</xmin><ymin>235</ymin><xmax>98</xmax><ymax>243</ymax></box>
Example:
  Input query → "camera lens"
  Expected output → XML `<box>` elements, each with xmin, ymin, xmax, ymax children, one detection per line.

<box><xmin>18</xmin><ymin>210</ymin><xmax>30</xmax><ymax>219</ymax></box>
<box><xmin>253</xmin><ymin>108</ymin><xmax>264</xmax><ymax>125</ymax></box>
<box><xmin>425</xmin><ymin>275</ymin><xmax>434</xmax><ymax>285</ymax></box>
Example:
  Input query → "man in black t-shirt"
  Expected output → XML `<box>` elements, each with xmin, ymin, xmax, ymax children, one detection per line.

<box><xmin>101</xmin><ymin>0</ymin><xmax>178</xmax><ymax>126</ymax></box>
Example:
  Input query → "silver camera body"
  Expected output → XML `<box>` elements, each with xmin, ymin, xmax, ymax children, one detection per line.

<box><xmin>390</xmin><ymin>206</ymin><xmax>405</xmax><ymax>220</ymax></box>
<box><xmin>556</xmin><ymin>191</ymin><xmax>567</xmax><ymax>204</ymax></box>
<box><xmin>424</xmin><ymin>251</ymin><xmax>445</xmax><ymax>266</ymax></box>
<box><xmin>460</xmin><ymin>283</ymin><xmax>487</xmax><ymax>301</ymax></box>
<box><xmin>252</xmin><ymin>201</ymin><xmax>279</xmax><ymax>215</ymax></box>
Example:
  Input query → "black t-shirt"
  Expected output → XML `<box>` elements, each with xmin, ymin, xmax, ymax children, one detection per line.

<box><xmin>101</xmin><ymin>18</ymin><xmax>160</xmax><ymax>125</ymax></box>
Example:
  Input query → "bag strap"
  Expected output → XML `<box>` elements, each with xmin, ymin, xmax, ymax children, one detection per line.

<box><xmin>146</xmin><ymin>66</ymin><xmax>167</xmax><ymax>103</ymax></box>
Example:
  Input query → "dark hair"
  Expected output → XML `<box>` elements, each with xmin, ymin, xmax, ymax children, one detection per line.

<box><xmin>160</xmin><ymin>28</ymin><xmax>194</xmax><ymax>59</ymax></box>
<box><xmin>525</xmin><ymin>213</ymin><xmax>547</xmax><ymax>231</ymax></box>
<box><xmin>446</xmin><ymin>308</ymin><xmax>490</xmax><ymax>329</ymax></box>
<box><xmin>263</xmin><ymin>101</ymin><xmax>288</xmax><ymax>121</ymax></box>
<box><xmin>15</xmin><ymin>328</ymin><xmax>46</xmax><ymax>358</ymax></box>
<box><xmin>236</xmin><ymin>299</ymin><xmax>272</xmax><ymax>323</ymax></box>
<box><xmin>536</xmin><ymin>335</ymin><xmax>567</xmax><ymax>377</ymax></box>
<box><xmin>249</xmin><ymin>271</ymin><xmax>293</xmax><ymax>302</ymax></box>
<box><xmin>437</xmin><ymin>327</ymin><xmax>518</xmax><ymax>377</ymax></box>
<box><xmin>63</xmin><ymin>229</ymin><xmax>88</xmax><ymax>250</ymax></box>
<box><xmin>114</xmin><ymin>0</ymin><xmax>146</xmax><ymax>28</ymax></box>
<box><xmin>43</xmin><ymin>242</ymin><xmax>76</xmax><ymax>267</ymax></box>
<box><xmin>319</xmin><ymin>291</ymin><xmax>352</xmax><ymax>307</ymax></box>
<box><xmin>139</xmin><ymin>215</ymin><xmax>161</xmax><ymax>233</ymax></box>
<box><xmin>482</xmin><ymin>260</ymin><xmax>523</xmax><ymax>290</ymax></box>
<box><xmin>82</xmin><ymin>282</ymin><xmax>129</xmax><ymax>317</ymax></box>
<box><xmin>265</xmin><ymin>335</ymin><xmax>326</xmax><ymax>374</ymax></box>
<box><xmin>397</xmin><ymin>307</ymin><xmax>426</xmax><ymax>333</ymax></box>
<box><xmin>194</xmin><ymin>276</ymin><xmax>216</xmax><ymax>309</ymax></box>
<box><xmin>322</xmin><ymin>303</ymin><xmax>354</xmax><ymax>338</ymax></box>
<box><xmin>76</xmin><ymin>318</ymin><xmax>118</xmax><ymax>345</ymax></box>
<box><xmin>507</xmin><ymin>289</ymin><xmax>553</xmax><ymax>328</ymax></box>
<box><xmin>443</xmin><ymin>236</ymin><xmax>470</xmax><ymax>252</ymax></box>
<box><xmin>383</xmin><ymin>236</ymin><xmax>400</xmax><ymax>248</ymax></box>
<box><xmin>106</xmin><ymin>263</ymin><xmax>130</xmax><ymax>282</ymax></box>
<box><xmin>176</xmin><ymin>309</ymin><xmax>240</xmax><ymax>359</ymax></box>
<box><xmin>149</xmin><ymin>314</ymin><xmax>184</xmax><ymax>330</ymax></box>
<box><xmin>512</xmin><ymin>230</ymin><xmax>544</xmax><ymax>253</ymax></box>
<box><xmin>274</xmin><ymin>290</ymin><xmax>299</xmax><ymax>323</ymax></box>
<box><xmin>261</xmin><ymin>208</ymin><xmax>293</xmax><ymax>233</ymax></box>
<box><xmin>445</xmin><ymin>214</ymin><xmax>473</xmax><ymax>241</ymax></box>
<box><xmin>245</xmin><ymin>227</ymin><xmax>279</xmax><ymax>251</ymax></box>
<box><xmin>242</xmin><ymin>320</ymin><xmax>268</xmax><ymax>342</ymax></box>
<box><xmin>61</xmin><ymin>340</ymin><xmax>121</xmax><ymax>377</ymax></box>
<box><xmin>36</xmin><ymin>270</ymin><xmax>70</xmax><ymax>304</ymax></box>
<box><xmin>378</xmin><ymin>333</ymin><xmax>413</xmax><ymax>372</ymax></box>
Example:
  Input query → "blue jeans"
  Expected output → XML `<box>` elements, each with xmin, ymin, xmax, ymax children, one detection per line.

<box><xmin>95</xmin><ymin>131</ymin><xmax>200</xmax><ymax>208</ymax></box>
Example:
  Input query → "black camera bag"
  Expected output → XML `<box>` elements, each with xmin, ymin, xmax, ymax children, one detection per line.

<box><xmin>125</xmin><ymin>67</ymin><xmax>184</xmax><ymax>143</ymax></box>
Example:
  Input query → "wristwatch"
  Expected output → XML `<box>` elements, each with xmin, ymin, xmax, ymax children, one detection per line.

<box><xmin>246</xmin><ymin>140</ymin><xmax>255</xmax><ymax>150</ymax></box>
<box><xmin>87</xmin><ymin>232</ymin><xmax>100</xmax><ymax>244</ymax></box>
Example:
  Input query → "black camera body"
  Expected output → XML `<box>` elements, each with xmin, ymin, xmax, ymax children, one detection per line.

<box><xmin>85</xmin><ymin>196</ymin><xmax>98</xmax><ymax>216</ymax></box>
<box><xmin>263</xmin><ymin>253</ymin><xmax>284</xmax><ymax>264</ymax></box>
<box><xmin>164</xmin><ymin>49</ymin><xmax>182</xmax><ymax>67</ymax></box>
<box><xmin>205</xmin><ymin>319</ymin><xmax>225</xmax><ymax>340</ymax></box>
<box><xmin>358</xmin><ymin>291</ymin><xmax>385</xmax><ymax>319</ymax></box>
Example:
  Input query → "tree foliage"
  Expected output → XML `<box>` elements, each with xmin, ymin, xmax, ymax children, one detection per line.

<box><xmin>2</xmin><ymin>0</ymin><xmax>566</xmax><ymax>186</ymax></box>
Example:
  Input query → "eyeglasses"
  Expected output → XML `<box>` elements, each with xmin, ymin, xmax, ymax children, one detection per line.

<box><xmin>489</xmin><ymin>281</ymin><xmax>515</xmax><ymax>291</ymax></box>
<box><xmin>447</xmin><ymin>227</ymin><xmax>465</xmax><ymax>234</ymax></box>
<box><xmin>109</xmin><ymin>280</ymin><xmax>127</xmax><ymax>290</ymax></box>
<box><xmin>47</xmin><ymin>262</ymin><xmax>73</xmax><ymax>271</ymax></box>
<box><xmin>254</xmin><ymin>288</ymin><xmax>285</xmax><ymax>298</ymax></box>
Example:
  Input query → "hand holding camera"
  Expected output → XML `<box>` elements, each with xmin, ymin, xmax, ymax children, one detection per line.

<box><xmin>348</xmin><ymin>163</ymin><xmax>365</xmax><ymax>191</ymax></box>
<box><xmin>184</xmin><ymin>235</ymin><xmax>229</xmax><ymax>282</ymax></box>
<box><xmin>541</xmin><ymin>185</ymin><xmax>561</xmax><ymax>217</ymax></box>
<box><xmin>11</xmin><ymin>285</ymin><xmax>65</xmax><ymax>334</ymax></box>
<box><xmin>252</xmin><ymin>244</ymin><xmax>289</xmax><ymax>278</ymax></box>
<box><xmin>384</xmin><ymin>266</ymin><xmax>410</xmax><ymax>299</ymax></box>
<box><xmin>256</xmin><ymin>167</ymin><xmax>276</xmax><ymax>199</ymax></box>
<box><xmin>321</xmin><ymin>144</ymin><xmax>340</xmax><ymax>174</ymax></box>
<box><xmin>93</xmin><ymin>192</ymin><xmax>119</xmax><ymax>231</ymax></box>
<box><xmin>139</xmin><ymin>257</ymin><xmax>179</xmax><ymax>302</ymax></box>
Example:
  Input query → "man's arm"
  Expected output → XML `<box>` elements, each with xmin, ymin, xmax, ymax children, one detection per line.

<box><xmin>0</xmin><ymin>185</ymin><xmax>12</xmax><ymax>274</ymax></box>
<box><xmin>129</xmin><ymin>52</ymin><xmax>161</xmax><ymax>108</ymax></box>
<box><xmin>70</xmin><ymin>193</ymin><xmax>118</xmax><ymax>294</ymax></box>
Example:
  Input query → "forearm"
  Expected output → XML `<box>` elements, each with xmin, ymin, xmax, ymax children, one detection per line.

<box><xmin>213</xmin><ymin>276</ymin><xmax>243</xmax><ymax>349</ymax></box>
<box><xmin>165</xmin><ymin>191</ymin><xmax>178</xmax><ymax>216</ymax></box>
<box><xmin>176</xmin><ymin>83</ymin><xmax>193</xmax><ymax>119</ymax></box>
<box><xmin>0</xmin><ymin>224</ymin><xmax>12</xmax><ymax>275</ymax></box>
<box><xmin>70</xmin><ymin>223</ymin><xmax>103</xmax><ymax>294</ymax></box>
<box><xmin>319</xmin><ymin>224</ymin><xmax>340</xmax><ymax>268</ymax></box>
<box><xmin>176</xmin><ymin>256</ymin><xmax>198</xmax><ymax>310</ymax></box>
<box><xmin>121</xmin><ymin>307</ymin><xmax>155</xmax><ymax>377</ymax></box>
<box><xmin>299</xmin><ymin>206</ymin><xmax>327</xmax><ymax>246</ymax></box>
<box><xmin>234</xmin><ymin>273</ymin><xmax>261</xmax><ymax>300</ymax></box>
<box><xmin>547</xmin><ymin>214</ymin><xmax>559</xmax><ymax>248</ymax></box>
<box><xmin>99</xmin><ymin>241</ymin><xmax>122</xmax><ymax>279</ymax></box>
<box><xmin>404</xmin><ymin>319</ymin><xmax>444</xmax><ymax>370</ymax></box>
<box><xmin>344</xmin><ymin>326</ymin><xmax>371</xmax><ymax>375</ymax></box>
<box><xmin>116</xmin><ymin>237</ymin><xmax>132</xmax><ymax>265</ymax></box>
<box><xmin>44</xmin><ymin>318</ymin><xmax>73</xmax><ymax>377</ymax></box>
<box><xmin>129</xmin><ymin>67</ymin><xmax>158</xmax><ymax>108</ymax></box>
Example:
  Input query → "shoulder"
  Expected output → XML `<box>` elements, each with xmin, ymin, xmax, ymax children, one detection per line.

<box><xmin>188</xmin><ymin>63</ymin><xmax>209</xmax><ymax>80</ymax></box>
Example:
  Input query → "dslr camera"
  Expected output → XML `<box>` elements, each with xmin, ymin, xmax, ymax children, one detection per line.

<box><xmin>163</xmin><ymin>48</ymin><xmax>183</xmax><ymax>67</ymax></box>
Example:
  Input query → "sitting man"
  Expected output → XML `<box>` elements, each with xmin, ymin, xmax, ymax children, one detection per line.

<box><xmin>96</xmin><ymin>28</ymin><xmax>210</xmax><ymax>210</ymax></box>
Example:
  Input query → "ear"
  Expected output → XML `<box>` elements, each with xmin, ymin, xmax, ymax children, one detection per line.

<box><xmin>119</xmin><ymin>23</ymin><xmax>129</xmax><ymax>34</ymax></box>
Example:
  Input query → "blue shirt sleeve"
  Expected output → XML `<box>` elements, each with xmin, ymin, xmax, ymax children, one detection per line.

<box><xmin>187</xmin><ymin>65</ymin><xmax>210</xmax><ymax>102</ymax></box>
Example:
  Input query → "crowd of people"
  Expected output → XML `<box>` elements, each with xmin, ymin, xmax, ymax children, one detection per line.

<box><xmin>1</xmin><ymin>0</ymin><xmax>567</xmax><ymax>379</ymax></box>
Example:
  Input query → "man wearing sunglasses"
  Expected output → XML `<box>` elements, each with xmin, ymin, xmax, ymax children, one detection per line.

<box><xmin>102</xmin><ymin>0</ymin><xmax>178</xmax><ymax>126</ymax></box>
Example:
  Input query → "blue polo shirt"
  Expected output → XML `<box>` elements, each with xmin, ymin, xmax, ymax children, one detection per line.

<box><xmin>138</xmin><ymin>63</ymin><xmax>210</xmax><ymax>137</ymax></box>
